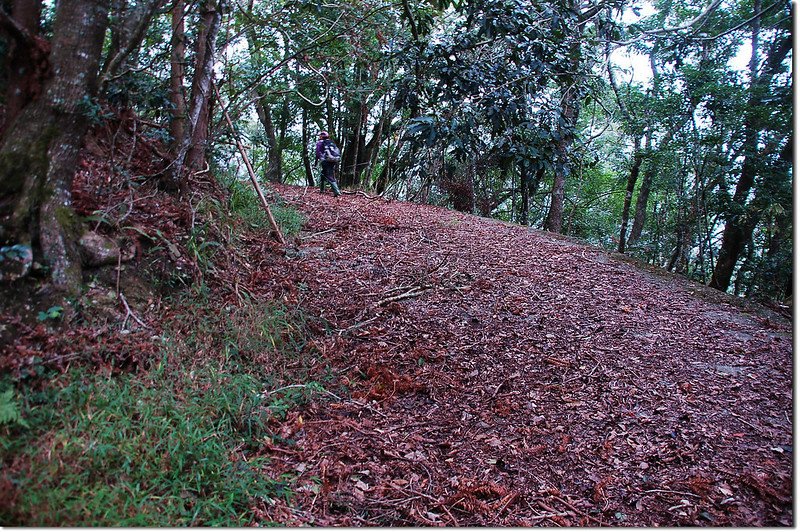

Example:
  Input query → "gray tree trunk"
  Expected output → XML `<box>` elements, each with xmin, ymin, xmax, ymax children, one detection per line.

<box><xmin>168</xmin><ymin>0</ymin><xmax>187</xmax><ymax>156</ymax></box>
<box><xmin>0</xmin><ymin>0</ymin><xmax>110</xmax><ymax>294</ymax></box>
<box><xmin>0</xmin><ymin>0</ymin><xmax>46</xmax><ymax>136</ymax></box>
<box><xmin>165</xmin><ymin>0</ymin><xmax>222</xmax><ymax>192</ymax></box>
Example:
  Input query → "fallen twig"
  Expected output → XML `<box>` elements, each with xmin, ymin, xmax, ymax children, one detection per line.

<box><xmin>530</xmin><ymin>511</ymin><xmax>573</xmax><ymax>521</ymax></box>
<box><xmin>490</xmin><ymin>379</ymin><xmax>508</xmax><ymax>398</ymax></box>
<box><xmin>376</xmin><ymin>286</ymin><xmax>431</xmax><ymax>306</ymax></box>
<box><xmin>119</xmin><ymin>293</ymin><xmax>150</xmax><ymax>330</ymax></box>
<box><xmin>301</xmin><ymin>228</ymin><xmax>337</xmax><ymax>240</ymax></box>
<box><xmin>730</xmin><ymin>411</ymin><xmax>763</xmax><ymax>433</ymax></box>
<box><xmin>342</xmin><ymin>189</ymin><xmax>386</xmax><ymax>201</ymax></box>
<box><xmin>439</xmin><ymin>502</ymin><xmax>460</xmax><ymax>527</ymax></box>
<box><xmin>550</xmin><ymin>494</ymin><xmax>608</xmax><ymax>526</ymax></box>
<box><xmin>643</xmin><ymin>489</ymin><xmax>701</xmax><ymax>499</ymax></box>
<box><xmin>338</xmin><ymin>315</ymin><xmax>381</xmax><ymax>335</ymax></box>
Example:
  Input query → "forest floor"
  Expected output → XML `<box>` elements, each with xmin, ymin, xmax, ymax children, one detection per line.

<box><xmin>244</xmin><ymin>184</ymin><xmax>792</xmax><ymax>527</ymax></box>
<box><xmin>2</xmin><ymin>150</ymin><xmax>792</xmax><ymax>525</ymax></box>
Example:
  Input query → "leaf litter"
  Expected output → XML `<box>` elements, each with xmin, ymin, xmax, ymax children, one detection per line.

<box><xmin>242</xmin><ymin>185</ymin><xmax>793</xmax><ymax>527</ymax></box>
<box><xmin>4</xmin><ymin>136</ymin><xmax>789</xmax><ymax>525</ymax></box>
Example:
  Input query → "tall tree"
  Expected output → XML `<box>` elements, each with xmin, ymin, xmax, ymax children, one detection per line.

<box><xmin>0</xmin><ymin>0</ymin><xmax>47</xmax><ymax>136</ymax></box>
<box><xmin>165</xmin><ymin>0</ymin><xmax>224</xmax><ymax>192</ymax></box>
<box><xmin>0</xmin><ymin>0</ymin><xmax>110</xmax><ymax>294</ymax></box>
<box><xmin>168</xmin><ymin>0</ymin><xmax>187</xmax><ymax>157</ymax></box>
<box><xmin>709</xmin><ymin>0</ymin><xmax>792</xmax><ymax>291</ymax></box>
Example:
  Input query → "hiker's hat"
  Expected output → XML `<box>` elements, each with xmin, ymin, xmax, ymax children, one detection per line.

<box><xmin>319</xmin><ymin>131</ymin><xmax>330</xmax><ymax>139</ymax></box>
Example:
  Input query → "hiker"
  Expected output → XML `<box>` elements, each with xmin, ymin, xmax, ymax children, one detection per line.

<box><xmin>314</xmin><ymin>131</ymin><xmax>342</xmax><ymax>197</ymax></box>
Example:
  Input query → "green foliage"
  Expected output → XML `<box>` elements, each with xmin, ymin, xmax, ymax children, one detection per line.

<box><xmin>0</xmin><ymin>299</ymin><xmax>326</xmax><ymax>526</ymax></box>
<box><xmin>36</xmin><ymin>306</ymin><xmax>64</xmax><ymax>322</ymax></box>
<box><xmin>264</xmin><ymin>383</ymin><xmax>326</xmax><ymax>421</ymax></box>
<box><xmin>226</xmin><ymin>178</ymin><xmax>305</xmax><ymax>237</ymax></box>
<box><xmin>0</xmin><ymin>389</ymin><xmax>28</xmax><ymax>428</ymax></box>
<box><xmin>2</xmin><ymin>366</ymin><xmax>275</xmax><ymax>525</ymax></box>
<box><xmin>186</xmin><ymin>223</ymin><xmax>221</xmax><ymax>274</ymax></box>
<box><xmin>78</xmin><ymin>95</ymin><xmax>113</xmax><ymax>125</ymax></box>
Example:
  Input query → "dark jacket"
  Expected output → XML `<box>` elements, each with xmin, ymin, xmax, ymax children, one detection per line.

<box><xmin>315</xmin><ymin>139</ymin><xmax>331</xmax><ymax>163</ymax></box>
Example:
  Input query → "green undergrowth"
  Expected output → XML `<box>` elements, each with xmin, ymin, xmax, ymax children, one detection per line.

<box><xmin>0</xmin><ymin>294</ymin><xmax>328</xmax><ymax>526</ymax></box>
<box><xmin>0</xmin><ymin>187</ymin><xmax>326</xmax><ymax>525</ymax></box>
<box><xmin>228</xmin><ymin>178</ymin><xmax>304</xmax><ymax>236</ymax></box>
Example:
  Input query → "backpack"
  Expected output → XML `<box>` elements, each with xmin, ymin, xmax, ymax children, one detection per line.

<box><xmin>322</xmin><ymin>140</ymin><xmax>341</xmax><ymax>163</ymax></box>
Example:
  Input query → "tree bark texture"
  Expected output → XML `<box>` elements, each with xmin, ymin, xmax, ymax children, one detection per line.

<box><xmin>301</xmin><ymin>108</ymin><xmax>314</xmax><ymax>187</ymax></box>
<box><xmin>617</xmin><ymin>145</ymin><xmax>644</xmax><ymax>253</ymax></box>
<box><xmin>543</xmin><ymin>67</ymin><xmax>580</xmax><ymax>234</ymax></box>
<box><xmin>165</xmin><ymin>0</ymin><xmax>222</xmax><ymax>191</ymax></box>
<box><xmin>0</xmin><ymin>0</ymin><xmax>48</xmax><ymax>137</ymax></box>
<box><xmin>340</xmin><ymin>91</ymin><xmax>369</xmax><ymax>188</ymax></box>
<box><xmin>519</xmin><ymin>164</ymin><xmax>529</xmax><ymax>226</ymax></box>
<box><xmin>255</xmin><ymin>96</ymin><xmax>283</xmax><ymax>183</ymax></box>
<box><xmin>168</xmin><ymin>0</ymin><xmax>186</xmax><ymax>156</ymax></box>
<box><xmin>627</xmin><ymin>163</ymin><xmax>654</xmax><ymax>244</ymax></box>
<box><xmin>0</xmin><ymin>0</ymin><xmax>110</xmax><ymax>293</ymax></box>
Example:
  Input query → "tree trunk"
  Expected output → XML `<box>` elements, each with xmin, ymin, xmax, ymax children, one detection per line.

<box><xmin>519</xmin><ymin>163</ymin><xmax>529</xmax><ymax>225</ymax></box>
<box><xmin>628</xmin><ymin>162</ymin><xmax>654</xmax><ymax>244</ymax></box>
<box><xmin>186</xmin><ymin>91</ymin><xmax>211</xmax><ymax>172</ymax></box>
<box><xmin>709</xmin><ymin>0</ymin><xmax>766</xmax><ymax>291</ymax></box>
<box><xmin>341</xmin><ymin>103</ymin><xmax>368</xmax><ymax>188</ymax></box>
<box><xmin>184</xmin><ymin>0</ymin><xmax>219</xmax><ymax>175</ymax></box>
<box><xmin>360</xmin><ymin>107</ymin><xmax>388</xmax><ymax>187</ymax></box>
<box><xmin>617</xmin><ymin>141</ymin><xmax>644</xmax><ymax>253</ymax></box>
<box><xmin>0</xmin><ymin>0</ymin><xmax>48</xmax><ymax>137</ymax></box>
<box><xmin>164</xmin><ymin>0</ymin><xmax>222</xmax><ymax>191</ymax></box>
<box><xmin>168</xmin><ymin>0</ymin><xmax>186</xmax><ymax>156</ymax></box>
<box><xmin>375</xmin><ymin>132</ymin><xmax>404</xmax><ymax>195</ymax></box>
<box><xmin>543</xmin><ymin>83</ymin><xmax>579</xmax><ymax>233</ymax></box>
<box><xmin>301</xmin><ymin>108</ymin><xmax>314</xmax><ymax>186</ymax></box>
<box><xmin>0</xmin><ymin>0</ymin><xmax>110</xmax><ymax>294</ymax></box>
<box><xmin>255</xmin><ymin>96</ymin><xmax>283</xmax><ymax>183</ymax></box>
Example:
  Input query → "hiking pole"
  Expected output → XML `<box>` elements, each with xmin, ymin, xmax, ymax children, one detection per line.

<box><xmin>212</xmin><ymin>81</ymin><xmax>286</xmax><ymax>245</ymax></box>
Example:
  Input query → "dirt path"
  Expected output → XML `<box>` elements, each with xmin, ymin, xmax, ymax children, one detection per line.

<box><xmin>250</xmin><ymin>186</ymin><xmax>792</xmax><ymax>526</ymax></box>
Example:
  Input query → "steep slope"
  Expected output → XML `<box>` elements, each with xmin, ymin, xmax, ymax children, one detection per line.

<box><xmin>244</xmin><ymin>185</ymin><xmax>792</xmax><ymax>526</ymax></box>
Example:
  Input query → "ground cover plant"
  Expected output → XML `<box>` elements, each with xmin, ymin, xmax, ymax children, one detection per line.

<box><xmin>0</xmin><ymin>142</ymin><xmax>321</xmax><ymax>525</ymax></box>
<box><xmin>0</xmin><ymin>0</ymin><xmax>792</xmax><ymax>525</ymax></box>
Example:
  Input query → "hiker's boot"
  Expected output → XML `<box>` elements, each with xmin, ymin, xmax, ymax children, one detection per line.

<box><xmin>332</xmin><ymin>182</ymin><xmax>341</xmax><ymax>197</ymax></box>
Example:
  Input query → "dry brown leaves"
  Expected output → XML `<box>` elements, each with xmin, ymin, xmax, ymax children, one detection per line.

<box><xmin>235</xmin><ymin>184</ymin><xmax>793</xmax><ymax>527</ymax></box>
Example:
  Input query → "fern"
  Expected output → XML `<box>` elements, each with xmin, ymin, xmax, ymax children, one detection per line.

<box><xmin>0</xmin><ymin>389</ymin><xmax>29</xmax><ymax>428</ymax></box>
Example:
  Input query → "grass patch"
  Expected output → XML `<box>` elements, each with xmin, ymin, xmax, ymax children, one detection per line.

<box><xmin>228</xmin><ymin>179</ymin><xmax>304</xmax><ymax>237</ymax></box>
<box><xmin>0</xmin><ymin>171</ymin><xmax>317</xmax><ymax>525</ymax></box>
<box><xmin>0</xmin><ymin>299</ymin><xmax>325</xmax><ymax>526</ymax></box>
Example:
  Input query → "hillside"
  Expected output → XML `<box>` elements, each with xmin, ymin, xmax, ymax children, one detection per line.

<box><xmin>239</xmin><ymin>185</ymin><xmax>792</xmax><ymax>526</ymax></box>
<box><xmin>0</xmin><ymin>0</ymin><xmax>792</xmax><ymax>524</ymax></box>
<box><xmin>1</xmin><ymin>166</ymin><xmax>792</xmax><ymax>525</ymax></box>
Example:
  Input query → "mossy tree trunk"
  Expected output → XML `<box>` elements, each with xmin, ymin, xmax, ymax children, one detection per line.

<box><xmin>0</xmin><ymin>0</ymin><xmax>48</xmax><ymax>137</ymax></box>
<box><xmin>165</xmin><ymin>0</ymin><xmax>223</xmax><ymax>192</ymax></box>
<box><xmin>0</xmin><ymin>0</ymin><xmax>110</xmax><ymax>294</ymax></box>
<box><xmin>168</xmin><ymin>0</ymin><xmax>187</xmax><ymax>158</ymax></box>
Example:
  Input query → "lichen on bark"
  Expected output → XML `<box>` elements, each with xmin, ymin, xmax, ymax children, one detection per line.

<box><xmin>0</xmin><ymin>0</ymin><xmax>110</xmax><ymax>299</ymax></box>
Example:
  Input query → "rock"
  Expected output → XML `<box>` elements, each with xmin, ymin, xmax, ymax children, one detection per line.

<box><xmin>0</xmin><ymin>244</ymin><xmax>33</xmax><ymax>281</ymax></box>
<box><xmin>79</xmin><ymin>231</ymin><xmax>120</xmax><ymax>267</ymax></box>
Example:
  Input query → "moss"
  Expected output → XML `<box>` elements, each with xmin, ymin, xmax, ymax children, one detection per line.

<box><xmin>0</xmin><ymin>152</ymin><xmax>33</xmax><ymax>197</ymax></box>
<box><xmin>0</xmin><ymin>122</ymin><xmax>56</xmax><ymax>225</ymax></box>
<box><xmin>55</xmin><ymin>205</ymin><xmax>83</xmax><ymax>241</ymax></box>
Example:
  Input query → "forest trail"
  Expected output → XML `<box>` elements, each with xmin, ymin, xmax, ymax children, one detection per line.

<box><xmin>250</xmin><ymin>185</ymin><xmax>792</xmax><ymax>526</ymax></box>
